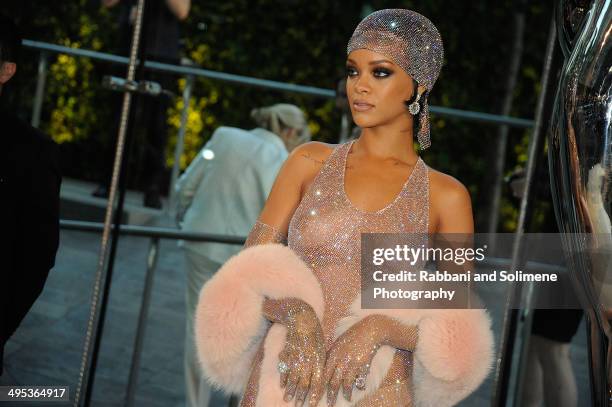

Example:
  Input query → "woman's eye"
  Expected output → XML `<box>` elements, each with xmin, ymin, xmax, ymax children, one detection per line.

<box><xmin>346</xmin><ymin>66</ymin><xmax>358</xmax><ymax>77</ymax></box>
<box><xmin>373</xmin><ymin>68</ymin><xmax>392</xmax><ymax>78</ymax></box>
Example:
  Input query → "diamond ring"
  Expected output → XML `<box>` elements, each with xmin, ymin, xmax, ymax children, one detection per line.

<box><xmin>277</xmin><ymin>361</ymin><xmax>289</xmax><ymax>374</ymax></box>
<box><xmin>355</xmin><ymin>375</ymin><xmax>367</xmax><ymax>390</ymax></box>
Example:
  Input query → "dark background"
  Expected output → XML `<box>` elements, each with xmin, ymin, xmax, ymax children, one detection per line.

<box><xmin>3</xmin><ymin>0</ymin><xmax>554</xmax><ymax>232</ymax></box>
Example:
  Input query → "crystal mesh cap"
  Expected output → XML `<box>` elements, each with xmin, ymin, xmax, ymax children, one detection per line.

<box><xmin>347</xmin><ymin>9</ymin><xmax>444</xmax><ymax>149</ymax></box>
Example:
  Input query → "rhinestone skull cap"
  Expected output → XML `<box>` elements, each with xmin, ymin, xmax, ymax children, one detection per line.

<box><xmin>347</xmin><ymin>9</ymin><xmax>444</xmax><ymax>149</ymax></box>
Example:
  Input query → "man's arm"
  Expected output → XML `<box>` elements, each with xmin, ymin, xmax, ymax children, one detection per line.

<box><xmin>165</xmin><ymin>0</ymin><xmax>190</xmax><ymax>21</ymax></box>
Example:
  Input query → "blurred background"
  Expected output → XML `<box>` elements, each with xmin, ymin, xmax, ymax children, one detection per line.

<box><xmin>3</xmin><ymin>0</ymin><xmax>552</xmax><ymax>232</ymax></box>
<box><xmin>0</xmin><ymin>1</ymin><xmax>592</xmax><ymax>406</ymax></box>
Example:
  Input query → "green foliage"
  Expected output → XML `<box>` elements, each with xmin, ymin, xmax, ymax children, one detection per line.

<box><xmin>166</xmin><ymin>77</ymin><xmax>218</xmax><ymax>170</ymax></box>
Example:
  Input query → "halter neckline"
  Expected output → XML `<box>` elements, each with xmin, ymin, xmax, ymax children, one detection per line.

<box><xmin>340</xmin><ymin>140</ymin><xmax>422</xmax><ymax>215</ymax></box>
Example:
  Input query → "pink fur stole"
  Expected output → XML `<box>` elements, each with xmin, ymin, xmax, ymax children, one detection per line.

<box><xmin>195</xmin><ymin>244</ymin><xmax>494</xmax><ymax>406</ymax></box>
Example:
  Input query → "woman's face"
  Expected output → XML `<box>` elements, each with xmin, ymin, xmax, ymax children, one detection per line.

<box><xmin>346</xmin><ymin>49</ymin><xmax>415</xmax><ymax>129</ymax></box>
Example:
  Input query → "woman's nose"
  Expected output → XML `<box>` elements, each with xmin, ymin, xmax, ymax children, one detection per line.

<box><xmin>353</xmin><ymin>75</ymin><xmax>371</xmax><ymax>94</ymax></box>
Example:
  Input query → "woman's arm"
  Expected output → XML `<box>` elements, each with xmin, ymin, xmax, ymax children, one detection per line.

<box><xmin>324</xmin><ymin>174</ymin><xmax>476</xmax><ymax>404</ymax></box>
<box><xmin>432</xmin><ymin>173</ymin><xmax>474</xmax><ymax>234</ymax></box>
<box><xmin>194</xmin><ymin>144</ymin><xmax>333</xmax><ymax>406</ymax></box>
<box><xmin>360</xmin><ymin>314</ymin><xmax>418</xmax><ymax>351</ymax></box>
<box><xmin>248</xmin><ymin>143</ymin><xmax>333</xmax><ymax>324</ymax></box>
<box><xmin>241</xmin><ymin>142</ymin><xmax>332</xmax><ymax>405</ymax></box>
<box><xmin>357</xmin><ymin>175</ymin><xmax>475</xmax><ymax>351</ymax></box>
<box><xmin>246</xmin><ymin>142</ymin><xmax>330</xmax><ymax>243</ymax></box>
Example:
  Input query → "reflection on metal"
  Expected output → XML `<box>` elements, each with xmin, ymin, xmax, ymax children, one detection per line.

<box><xmin>102</xmin><ymin>75</ymin><xmax>175</xmax><ymax>98</ymax></box>
<box><xmin>31</xmin><ymin>51</ymin><xmax>48</xmax><ymax>128</ymax></box>
<box><xmin>509</xmin><ymin>20</ymin><xmax>559</xmax><ymax>407</ymax></box>
<box><xmin>549</xmin><ymin>0</ymin><xmax>612</xmax><ymax>405</ymax></box>
<box><xmin>73</xmin><ymin>0</ymin><xmax>147</xmax><ymax>406</ymax></box>
<box><xmin>491</xmin><ymin>18</ymin><xmax>559</xmax><ymax>407</ymax></box>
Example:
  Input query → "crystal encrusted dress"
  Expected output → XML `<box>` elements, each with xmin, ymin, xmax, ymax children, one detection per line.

<box><xmin>242</xmin><ymin>140</ymin><xmax>429</xmax><ymax>406</ymax></box>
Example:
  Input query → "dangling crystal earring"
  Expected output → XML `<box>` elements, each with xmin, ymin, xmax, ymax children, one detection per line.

<box><xmin>408</xmin><ymin>92</ymin><xmax>421</xmax><ymax>115</ymax></box>
<box><xmin>417</xmin><ymin>127</ymin><xmax>430</xmax><ymax>150</ymax></box>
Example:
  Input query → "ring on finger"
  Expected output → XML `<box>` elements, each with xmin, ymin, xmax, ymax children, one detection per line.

<box><xmin>355</xmin><ymin>362</ymin><xmax>370</xmax><ymax>389</ymax></box>
<box><xmin>278</xmin><ymin>360</ymin><xmax>289</xmax><ymax>374</ymax></box>
<box><xmin>355</xmin><ymin>374</ymin><xmax>367</xmax><ymax>390</ymax></box>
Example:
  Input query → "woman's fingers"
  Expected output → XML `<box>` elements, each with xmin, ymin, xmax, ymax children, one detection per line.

<box><xmin>323</xmin><ymin>352</ymin><xmax>338</xmax><ymax>386</ymax></box>
<box><xmin>308</xmin><ymin>364</ymin><xmax>324</xmax><ymax>407</ymax></box>
<box><xmin>280</xmin><ymin>370</ymin><xmax>289</xmax><ymax>389</ymax></box>
<box><xmin>342</xmin><ymin>369</ymin><xmax>355</xmax><ymax>402</ymax></box>
<box><xmin>294</xmin><ymin>372</ymin><xmax>311</xmax><ymax>407</ymax></box>
<box><xmin>279</xmin><ymin>349</ymin><xmax>291</xmax><ymax>388</ymax></box>
<box><xmin>284</xmin><ymin>368</ymin><xmax>299</xmax><ymax>402</ymax></box>
<box><xmin>326</xmin><ymin>365</ymin><xmax>342</xmax><ymax>406</ymax></box>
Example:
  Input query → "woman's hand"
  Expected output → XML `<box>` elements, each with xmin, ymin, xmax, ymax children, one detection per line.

<box><xmin>323</xmin><ymin>315</ymin><xmax>385</xmax><ymax>405</ymax></box>
<box><xmin>263</xmin><ymin>298</ymin><xmax>326</xmax><ymax>406</ymax></box>
<box><xmin>278</xmin><ymin>308</ymin><xmax>326</xmax><ymax>406</ymax></box>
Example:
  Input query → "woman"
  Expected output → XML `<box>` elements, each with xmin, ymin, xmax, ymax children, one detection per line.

<box><xmin>195</xmin><ymin>9</ymin><xmax>493</xmax><ymax>406</ymax></box>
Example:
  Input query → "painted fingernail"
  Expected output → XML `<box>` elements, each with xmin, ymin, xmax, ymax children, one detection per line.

<box><xmin>309</xmin><ymin>392</ymin><xmax>318</xmax><ymax>406</ymax></box>
<box><xmin>295</xmin><ymin>389</ymin><xmax>306</xmax><ymax>406</ymax></box>
<box><xmin>327</xmin><ymin>389</ymin><xmax>336</xmax><ymax>406</ymax></box>
<box><xmin>344</xmin><ymin>385</ymin><xmax>352</xmax><ymax>402</ymax></box>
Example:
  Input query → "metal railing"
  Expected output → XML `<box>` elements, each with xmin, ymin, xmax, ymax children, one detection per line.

<box><xmin>23</xmin><ymin>39</ymin><xmax>536</xmax><ymax>127</ymax></box>
<box><xmin>23</xmin><ymin>39</ymin><xmax>535</xmax><ymax>213</ymax></box>
<box><xmin>60</xmin><ymin>219</ymin><xmax>243</xmax><ymax>406</ymax></box>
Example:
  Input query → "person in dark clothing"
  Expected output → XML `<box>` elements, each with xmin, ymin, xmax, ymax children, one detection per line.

<box><xmin>93</xmin><ymin>0</ymin><xmax>190</xmax><ymax>208</ymax></box>
<box><xmin>0</xmin><ymin>15</ymin><xmax>61</xmax><ymax>377</ymax></box>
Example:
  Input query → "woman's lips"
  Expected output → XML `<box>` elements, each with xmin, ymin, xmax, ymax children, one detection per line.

<box><xmin>353</xmin><ymin>101</ymin><xmax>374</xmax><ymax>112</ymax></box>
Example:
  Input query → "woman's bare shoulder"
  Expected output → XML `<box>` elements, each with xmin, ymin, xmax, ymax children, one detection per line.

<box><xmin>427</xmin><ymin>166</ymin><xmax>472</xmax><ymax>207</ymax></box>
<box><xmin>291</xmin><ymin>141</ymin><xmax>336</xmax><ymax>165</ymax></box>
<box><xmin>279</xmin><ymin>141</ymin><xmax>337</xmax><ymax>195</ymax></box>
<box><xmin>256</xmin><ymin>142</ymin><xmax>338</xmax><ymax>227</ymax></box>
<box><xmin>426</xmin><ymin>166</ymin><xmax>474</xmax><ymax>232</ymax></box>
<box><xmin>284</xmin><ymin>141</ymin><xmax>336</xmax><ymax>176</ymax></box>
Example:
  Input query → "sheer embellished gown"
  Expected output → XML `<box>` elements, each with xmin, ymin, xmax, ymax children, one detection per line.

<box><xmin>241</xmin><ymin>140</ymin><xmax>429</xmax><ymax>406</ymax></box>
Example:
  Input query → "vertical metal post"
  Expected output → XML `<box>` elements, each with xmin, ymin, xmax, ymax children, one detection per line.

<box><xmin>124</xmin><ymin>237</ymin><xmax>160</xmax><ymax>407</ymax></box>
<box><xmin>491</xmin><ymin>17</ymin><xmax>557</xmax><ymax>407</ymax></box>
<box><xmin>73</xmin><ymin>0</ymin><xmax>147</xmax><ymax>406</ymax></box>
<box><xmin>31</xmin><ymin>51</ymin><xmax>48</xmax><ymax>128</ymax></box>
<box><xmin>167</xmin><ymin>73</ymin><xmax>194</xmax><ymax>214</ymax></box>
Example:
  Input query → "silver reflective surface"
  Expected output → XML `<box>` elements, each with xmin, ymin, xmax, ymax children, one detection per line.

<box><xmin>549</xmin><ymin>0</ymin><xmax>612</xmax><ymax>404</ymax></box>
